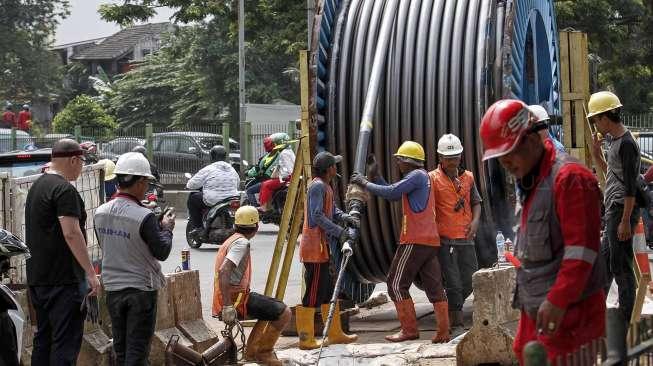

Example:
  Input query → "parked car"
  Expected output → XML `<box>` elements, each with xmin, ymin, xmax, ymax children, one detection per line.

<box><xmin>149</xmin><ymin>132</ymin><xmax>242</xmax><ymax>174</ymax></box>
<box><xmin>0</xmin><ymin>129</ymin><xmax>35</xmax><ymax>153</ymax></box>
<box><xmin>98</xmin><ymin>137</ymin><xmax>145</xmax><ymax>162</ymax></box>
<box><xmin>0</xmin><ymin>148</ymin><xmax>52</xmax><ymax>177</ymax></box>
<box><xmin>36</xmin><ymin>133</ymin><xmax>74</xmax><ymax>149</ymax></box>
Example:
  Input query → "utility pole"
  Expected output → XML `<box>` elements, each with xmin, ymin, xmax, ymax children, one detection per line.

<box><xmin>238</xmin><ymin>0</ymin><xmax>246</xmax><ymax>174</ymax></box>
<box><xmin>307</xmin><ymin>0</ymin><xmax>314</xmax><ymax>48</ymax></box>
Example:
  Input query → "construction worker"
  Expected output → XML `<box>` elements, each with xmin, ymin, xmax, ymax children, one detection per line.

<box><xmin>1</xmin><ymin>105</ymin><xmax>15</xmax><ymax>128</ymax></box>
<box><xmin>246</xmin><ymin>136</ymin><xmax>280</xmax><ymax>206</ymax></box>
<box><xmin>17</xmin><ymin>104</ymin><xmax>31</xmax><ymax>131</ymax></box>
<box><xmin>588</xmin><ymin>91</ymin><xmax>641</xmax><ymax>322</ymax></box>
<box><xmin>258</xmin><ymin>133</ymin><xmax>295</xmax><ymax>212</ymax></box>
<box><xmin>98</xmin><ymin>158</ymin><xmax>118</xmax><ymax>201</ymax></box>
<box><xmin>296</xmin><ymin>151</ymin><xmax>359</xmax><ymax>349</ymax></box>
<box><xmin>212</xmin><ymin>206</ymin><xmax>291</xmax><ymax>365</ymax></box>
<box><xmin>95</xmin><ymin>152</ymin><xmax>175</xmax><ymax>365</ymax></box>
<box><xmin>350</xmin><ymin>141</ymin><xmax>450</xmax><ymax>343</ymax></box>
<box><xmin>480</xmin><ymin>99</ymin><xmax>606</xmax><ymax>363</ymax></box>
<box><xmin>528</xmin><ymin>104</ymin><xmax>566</xmax><ymax>153</ymax></box>
<box><xmin>429</xmin><ymin>134</ymin><xmax>482</xmax><ymax>329</ymax></box>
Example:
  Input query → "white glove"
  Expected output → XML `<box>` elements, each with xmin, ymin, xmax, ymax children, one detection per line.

<box><xmin>222</xmin><ymin>305</ymin><xmax>237</xmax><ymax>325</ymax></box>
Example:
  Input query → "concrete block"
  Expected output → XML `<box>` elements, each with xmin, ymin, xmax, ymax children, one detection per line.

<box><xmin>178</xmin><ymin>319</ymin><xmax>220</xmax><ymax>353</ymax></box>
<box><xmin>155</xmin><ymin>277</ymin><xmax>176</xmax><ymax>330</ymax></box>
<box><xmin>456</xmin><ymin>266</ymin><xmax>520</xmax><ymax>365</ymax></box>
<box><xmin>168</xmin><ymin>270</ymin><xmax>203</xmax><ymax>324</ymax></box>
<box><xmin>77</xmin><ymin>329</ymin><xmax>113</xmax><ymax>366</ymax></box>
<box><xmin>150</xmin><ymin>327</ymin><xmax>193</xmax><ymax>366</ymax></box>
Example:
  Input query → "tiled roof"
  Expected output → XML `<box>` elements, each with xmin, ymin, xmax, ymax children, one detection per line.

<box><xmin>71</xmin><ymin>22</ymin><xmax>172</xmax><ymax>61</ymax></box>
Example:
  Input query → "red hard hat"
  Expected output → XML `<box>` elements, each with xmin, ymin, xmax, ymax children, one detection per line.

<box><xmin>480</xmin><ymin>99</ymin><xmax>534</xmax><ymax>160</ymax></box>
<box><xmin>263</xmin><ymin>136</ymin><xmax>274</xmax><ymax>152</ymax></box>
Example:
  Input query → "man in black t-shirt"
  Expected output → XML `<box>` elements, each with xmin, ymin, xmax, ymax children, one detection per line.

<box><xmin>589</xmin><ymin>91</ymin><xmax>641</xmax><ymax>322</ymax></box>
<box><xmin>25</xmin><ymin>139</ymin><xmax>100</xmax><ymax>365</ymax></box>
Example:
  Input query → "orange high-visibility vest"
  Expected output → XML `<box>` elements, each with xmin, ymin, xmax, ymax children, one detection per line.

<box><xmin>299</xmin><ymin>177</ymin><xmax>334</xmax><ymax>263</ymax></box>
<box><xmin>399</xmin><ymin>171</ymin><xmax>440</xmax><ymax>246</ymax></box>
<box><xmin>430</xmin><ymin>168</ymin><xmax>475</xmax><ymax>239</ymax></box>
<box><xmin>212</xmin><ymin>233</ymin><xmax>252</xmax><ymax>318</ymax></box>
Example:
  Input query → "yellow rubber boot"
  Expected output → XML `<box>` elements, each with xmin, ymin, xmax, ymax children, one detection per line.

<box><xmin>321</xmin><ymin>302</ymin><xmax>358</xmax><ymax>345</ymax></box>
<box><xmin>245</xmin><ymin>320</ymin><xmax>266</xmax><ymax>361</ymax></box>
<box><xmin>296</xmin><ymin>305</ymin><xmax>321</xmax><ymax>350</ymax></box>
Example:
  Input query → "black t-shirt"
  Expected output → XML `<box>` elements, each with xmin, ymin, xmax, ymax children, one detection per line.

<box><xmin>25</xmin><ymin>173</ymin><xmax>87</xmax><ymax>286</ymax></box>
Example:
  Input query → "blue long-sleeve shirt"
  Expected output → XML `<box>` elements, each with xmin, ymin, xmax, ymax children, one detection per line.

<box><xmin>366</xmin><ymin>169</ymin><xmax>430</xmax><ymax>213</ymax></box>
<box><xmin>307</xmin><ymin>179</ymin><xmax>345</xmax><ymax>238</ymax></box>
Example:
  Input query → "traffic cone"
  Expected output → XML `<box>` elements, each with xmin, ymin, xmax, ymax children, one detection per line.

<box><xmin>633</xmin><ymin>218</ymin><xmax>650</xmax><ymax>275</ymax></box>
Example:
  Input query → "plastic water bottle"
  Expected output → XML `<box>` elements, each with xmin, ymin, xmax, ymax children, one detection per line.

<box><xmin>496</xmin><ymin>231</ymin><xmax>506</xmax><ymax>264</ymax></box>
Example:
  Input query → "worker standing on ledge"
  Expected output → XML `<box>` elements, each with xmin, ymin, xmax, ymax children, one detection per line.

<box><xmin>480</xmin><ymin>99</ymin><xmax>606</xmax><ymax>363</ymax></box>
<box><xmin>350</xmin><ymin>141</ymin><xmax>450</xmax><ymax>343</ymax></box>
<box><xmin>429</xmin><ymin>134</ymin><xmax>482</xmax><ymax>329</ymax></box>
<box><xmin>296</xmin><ymin>151</ymin><xmax>359</xmax><ymax>350</ymax></box>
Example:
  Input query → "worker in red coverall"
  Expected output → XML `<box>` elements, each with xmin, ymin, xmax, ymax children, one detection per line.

<box><xmin>1</xmin><ymin>106</ymin><xmax>16</xmax><ymax>129</ymax></box>
<box><xmin>17</xmin><ymin>104</ymin><xmax>31</xmax><ymax>131</ymax></box>
<box><xmin>479</xmin><ymin>99</ymin><xmax>606</xmax><ymax>364</ymax></box>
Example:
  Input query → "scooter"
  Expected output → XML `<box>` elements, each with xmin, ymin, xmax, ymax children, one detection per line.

<box><xmin>184</xmin><ymin>173</ymin><xmax>241</xmax><ymax>249</ymax></box>
<box><xmin>243</xmin><ymin>177</ymin><xmax>288</xmax><ymax>226</ymax></box>
<box><xmin>0</xmin><ymin>229</ymin><xmax>29</xmax><ymax>366</ymax></box>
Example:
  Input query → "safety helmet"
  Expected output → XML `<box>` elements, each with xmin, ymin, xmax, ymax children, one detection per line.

<box><xmin>22</xmin><ymin>104</ymin><xmax>29</xmax><ymax>110</ymax></box>
<box><xmin>587</xmin><ymin>91</ymin><xmax>622</xmax><ymax>118</ymax></box>
<box><xmin>528</xmin><ymin>105</ymin><xmax>550</xmax><ymax>123</ymax></box>
<box><xmin>210</xmin><ymin>145</ymin><xmax>227</xmax><ymax>162</ymax></box>
<box><xmin>480</xmin><ymin>99</ymin><xmax>534</xmax><ymax>161</ymax></box>
<box><xmin>132</xmin><ymin>145</ymin><xmax>147</xmax><ymax>155</ymax></box>
<box><xmin>235</xmin><ymin>206</ymin><xmax>259</xmax><ymax>227</ymax></box>
<box><xmin>263</xmin><ymin>136</ymin><xmax>274</xmax><ymax>152</ymax></box>
<box><xmin>394</xmin><ymin>141</ymin><xmax>425</xmax><ymax>162</ymax></box>
<box><xmin>99</xmin><ymin>159</ymin><xmax>116</xmax><ymax>181</ymax></box>
<box><xmin>270</xmin><ymin>132</ymin><xmax>290</xmax><ymax>146</ymax></box>
<box><xmin>114</xmin><ymin>152</ymin><xmax>154</xmax><ymax>178</ymax></box>
<box><xmin>437</xmin><ymin>134</ymin><xmax>464</xmax><ymax>156</ymax></box>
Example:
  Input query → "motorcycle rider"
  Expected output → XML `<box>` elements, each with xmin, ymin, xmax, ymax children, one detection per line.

<box><xmin>246</xmin><ymin>136</ymin><xmax>279</xmax><ymax>206</ymax></box>
<box><xmin>186</xmin><ymin>145</ymin><xmax>240</xmax><ymax>237</ymax></box>
<box><xmin>132</xmin><ymin>145</ymin><xmax>161</xmax><ymax>182</ymax></box>
<box><xmin>258</xmin><ymin>133</ymin><xmax>295</xmax><ymax>213</ymax></box>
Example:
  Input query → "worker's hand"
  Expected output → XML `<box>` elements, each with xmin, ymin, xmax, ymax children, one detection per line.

<box><xmin>536</xmin><ymin>299</ymin><xmax>565</xmax><ymax>336</ymax></box>
<box><xmin>86</xmin><ymin>273</ymin><xmax>101</xmax><ymax>297</ymax></box>
<box><xmin>160</xmin><ymin>209</ymin><xmax>176</xmax><ymax>231</ymax></box>
<box><xmin>366</xmin><ymin>154</ymin><xmax>379</xmax><ymax>181</ymax></box>
<box><xmin>339</xmin><ymin>227</ymin><xmax>357</xmax><ymax>244</ymax></box>
<box><xmin>618</xmin><ymin>219</ymin><xmax>633</xmax><ymax>241</ymax></box>
<box><xmin>341</xmin><ymin>213</ymin><xmax>360</xmax><ymax>229</ymax></box>
<box><xmin>222</xmin><ymin>305</ymin><xmax>237</xmax><ymax>325</ymax></box>
<box><xmin>591</xmin><ymin>132</ymin><xmax>604</xmax><ymax>159</ymax></box>
<box><xmin>350</xmin><ymin>172</ymin><xmax>369</xmax><ymax>187</ymax></box>
<box><xmin>465</xmin><ymin>219</ymin><xmax>480</xmax><ymax>241</ymax></box>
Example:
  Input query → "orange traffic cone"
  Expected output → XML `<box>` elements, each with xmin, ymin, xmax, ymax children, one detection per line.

<box><xmin>633</xmin><ymin>218</ymin><xmax>650</xmax><ymax>275</ymax></box>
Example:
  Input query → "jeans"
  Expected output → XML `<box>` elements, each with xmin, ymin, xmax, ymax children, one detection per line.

<box><xmin>107</xmin><ymin>288</ymin><xmax>158</xmax><ymax>366</ymax></box>
<box><xmin>187</xmin><ymin>192</ymin><xmax>208</xmax><ymax>230</ymax></box>
<box><xmin>246</xmin><ymin>182</ymin><xmax>262</xmax><ymax>206</ymax></box>
<box><xmin>438</xmin><ymin>243</ymin><xmax>478</xmax><ymax>311</ymax></box>
<box><xmin>29</xmin><ymin>283</ymin><xmax>86</xmax><ymax>366</ymax></box>
<box><xmin>601</xmin><ymin>203</ymin><xmax>640</xmax><ymax>322</ymax></box>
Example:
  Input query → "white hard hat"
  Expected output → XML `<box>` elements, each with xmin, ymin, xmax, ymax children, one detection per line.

<box><xmin>529</xmin><ymin>104</ymin><xmax>550</xmax><ymax>123</ymax></box>
<box><xmin>114</xmin><ymin>152</ymin><xmax>154</xmax><ymax>179</ymax></box>
<box><xmin>437</xmin><ymin>134</ymin><xmax>464</xmax><ymax>156</ymax></box>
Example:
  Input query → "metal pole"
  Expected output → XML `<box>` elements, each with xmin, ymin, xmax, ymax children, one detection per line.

<box><xmin>238</xmin><ymin>0</ymin><xmax>246</xmax><ymax>176</ymax></box>
<box><xmin>145</xmin><ymin>123</ymin><xmax>153</xmax><ymax>162</ymax></box>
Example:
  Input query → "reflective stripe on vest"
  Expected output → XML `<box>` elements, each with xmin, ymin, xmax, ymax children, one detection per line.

<box><xmin>399</xmin><ymin>170</ymin><xmax>440</xmax><ymax>246</ymax></box>
<box><xmin>299</xmin><ymin>177</ymin><xmax>333</xmax><ymax>263</ymax></box>
<box><xmin>212</xmin><ymin>233</ymin><xmax>252</xmax><ymax>318</ymax></box>
<box><xmin>514</xmin><ymin>153</ymin><xmax>606</xmax><ymax>317</ymax></box>
<box><xmin>430</xmin><ymin>168</ymin><xmax>474</xmax><ymax>239</ymax></box>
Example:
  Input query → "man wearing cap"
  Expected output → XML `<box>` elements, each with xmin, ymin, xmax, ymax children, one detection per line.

<box><xmin>296</xmin><ymin>151</ymin><xmax>359</xmax><ymax>350</ymax></box>
<box><xmin>25</xmin><ymin>139</ymin><xmax>101</xmax><ymax>364</ymax></box>
<box><xmin>212</xmin><ymin>206</ymin><xmax>291</xmax><ymax>365</ymax></box>
<box><xmin>429</xmin><ymin>134</ymin><xmax>482</xmax><ymax>329</ymax></box>
<box><xmin>351</xmin><ymin>141</ymin><xmax>450</xmax><ymax>343</ymax></box>
<box><xmin>588</xmin><ymin>91</ymin><xmax>641</xmax><ymax>322</ymax></box>
<box><xmin>480</xmin><ymin>99</ymin><xmax>605</xmax><ymax>362</ymax></box>
<box><xmin>95</xmin><ymin>152</ymin><xmax>176</xmax><ymax>364</ymax></box>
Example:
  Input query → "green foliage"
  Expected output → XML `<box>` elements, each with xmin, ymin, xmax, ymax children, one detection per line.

<box><xmin>0</xmin><ymin>0</ymin><xmax>69</xmax><ymax>102</ymax></box>
<box><xmin>555</xmin><ymin>0</ymin><xmax>653</xmax><ymax>112</ymax></box>
<box><xmin>53</xmin><ymin>95</ymin><xmax>117</xmax><ymax>137</ymax></box>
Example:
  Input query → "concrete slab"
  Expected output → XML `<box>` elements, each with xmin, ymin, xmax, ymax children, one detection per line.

<box><xmin>350</xmin><ymin>302</ymin><xmax>435</xmax><ymax>332</ymax></box>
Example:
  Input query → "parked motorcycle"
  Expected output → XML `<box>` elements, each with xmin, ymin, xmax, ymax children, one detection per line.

<box><xmin>142</xmin><ymin>181</ymin><xmax>165</xmax><ymax>216</ymax></box>
<box><xmin>184</xmin><ymin>173</ymin><xmax>242</xmax><ymax>249</ymax></box>
<box><xmin>243</xmin><ymin>177</ymin><xmax>288</xmax><ymax>226</ymax></box>
<box><xmin>0</xmin><ymin>229</ymin><xmax>29</xmax><ymax>366</ymax></box>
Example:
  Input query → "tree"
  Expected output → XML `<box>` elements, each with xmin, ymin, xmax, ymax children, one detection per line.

<box><xmin>0</xmin><ymin>0</ymin><xmax>69</xmax><ymax>102</ymax></box>
<box><xmin>53</xmin><ymin>95</ymin><xmax>117</xmax><ymax>137</ymax></box>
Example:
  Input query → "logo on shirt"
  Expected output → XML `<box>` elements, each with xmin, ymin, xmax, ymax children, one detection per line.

<box><xmin>96</xmin><ymin>227</ymin><xmax>131</xmax><ymax>239</ymax></box>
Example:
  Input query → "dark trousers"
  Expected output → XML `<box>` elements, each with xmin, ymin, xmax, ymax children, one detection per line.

<box><xmin>107</xmin><ymin>288</ymin><xmax>158</xmax><ymax>366</ymax></box>
<box><xmin>302</xmin><ymin>262</ymin><xmax>334</xmax><ymax>307</ymax></box>
<box><xmin>438</xmin><ymin>243</ymin><xmax>478</xmax><ymax>311</ymax></box>
<box><xmin>187</xmin><ymin>192</ymin><xmax>208</xmax><ymax>229</ymax></box>
<box><xmin>29</xmin><ymin>284</ymin><xmax>86</xmax><ymax>366</ymax></box>
<box><xmin>387</xmin><ymin>244</ymin><xmax>446</xmax><ymax>303</ymax></box>
<box><xmin>246</xmin><ymin>182</ymin><xmax>262</xmax><ymax>206</ymax></box>
<box><xmin>601</xmin><ymin>204</ymin><xmax>640</xmax><ymax>322</ymax></box>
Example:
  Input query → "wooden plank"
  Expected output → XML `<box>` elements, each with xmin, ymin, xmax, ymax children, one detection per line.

<box><xmin>563</xmin><ymin>100</ymin><xmax>573</xmax><ymax>148</ymax></box>
<box><xmin>168</xmin><ymin>270</ymin><xmax>203</xmax><ymax>324</ymax></box>
<box><xmin>570</xmin><ymin>32</ymin><xmax>590</xmax><ymax>148</ymax></box>
<box><xmin>559</xmin><ymin>32</ymin><xmax>573</xmax><ymax>148</ymax></box>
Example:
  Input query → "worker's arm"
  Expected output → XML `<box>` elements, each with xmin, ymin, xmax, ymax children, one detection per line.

<box><xmin>218</xmin><ymin>259</ymin><xmax>237</xmax><ymax>307</ymax></box>
<box><xmin>59</xmin><ymin>216</ymin><xmax>100</xmax><ymax>295</ymax></box>
<box><xmin>139</xmin><ymin>213</ymin><xmax>174</xmax><ymax>261</ymax></box>
<box><xmin>619</xmin><ymin>140</ymin><xmax>639</xmax><ymax>240</ymax></box>
<box><xmin>278</xmin><ymin>149</ymin><xmax>295</xmax><ymax>179</ymax></box>
<box><xmin>186</xmin><ymin>165</ymin><xmax>211</xmax><ymax>189</ymax></box>
<box><xmin>590</xmin><ymin>133</ymin><xmax>607</xmax><ymax>175</ymax></box>
<box><xmin>546</xmin><ymin>165</ymin><xmax>602</xmax><ymax>309</ymax></box>
<box><xmin>308</xmin><ymin>181</ymin><xmax>345</xmax><ymax>237</ymax></box>
<box><xmin>366</xmin><ymin>170</ymin><xmax>423</xmax><ymax>201</ymax></box>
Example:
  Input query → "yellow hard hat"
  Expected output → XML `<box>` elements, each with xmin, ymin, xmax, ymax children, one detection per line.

<box><xmin>99</xmin><ymin>159</ymin><xmax>116</xmax><ymax>181</ymax></box>
<box><xmin>235</xmin><ymin>206</ymin><xmax>259</xmax><ymax>227</ymax></box>
<box><xmin>587</xmin><ymin>91</ymin><xmax>622</xmax><ymax>118</ymax></box>
<box><xmin>394</xmin><ymin>141</ymin><xmax>425</xmax><ymax>162</ymax></box>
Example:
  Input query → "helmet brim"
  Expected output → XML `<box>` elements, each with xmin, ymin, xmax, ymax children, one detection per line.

<box><xmin>482</xmin><ymin>138</ymin><xmax>522</xmax><ymax>161</ymax></box>
<box><xmin>437</xmin><ymin>148</ymin><xmax>464</xmax><ymax>156</ymax></box>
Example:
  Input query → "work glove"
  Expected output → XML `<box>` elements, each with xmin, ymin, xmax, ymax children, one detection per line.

<box><xmin>340</xmin><ymin>213</ymin><xmax>360</xmax><ymax>229</ymax></box>
<box><xmin>221</xmin><ymin>305</ymin><xmax>237</xmax><ymax>326</ymax></box>
<box><xmin>366</xmin><ymin>154</ymin><xmax>379</xmax><ymax>182</ymax></box>
<box><xmin>81</xmin><ymin>293</ymin><xmax>100</xmax><ymax>325</ymax></box>
<box><xmin>339</xmin><ymin>227</ymin><xmax>358</xmax><ymax>245</ymax></box>
<box><xmin>350</xmin><ymin>172</ymin><xmax>369</xmax><ymax>187</ymax></box>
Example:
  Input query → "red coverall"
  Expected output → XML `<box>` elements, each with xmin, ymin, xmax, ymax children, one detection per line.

<box><xmin>17</xmin><ymin>110</ymin><xmax>31</xmax><ymax>131</ymax></box>
<box><xmin>513</xmin><ymin>141</ymin><xmax>606</xmax><ymax>363</ymax></box>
